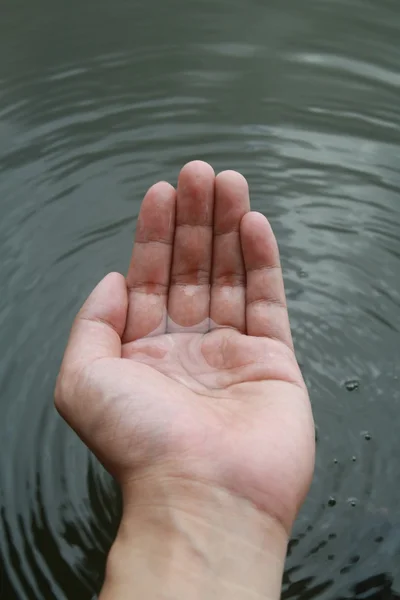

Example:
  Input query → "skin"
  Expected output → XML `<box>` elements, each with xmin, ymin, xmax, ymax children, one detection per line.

<box><xmin>55</xmin><ymin>161</ymin><xmax>315</xmax><ymax>599</ymax></box>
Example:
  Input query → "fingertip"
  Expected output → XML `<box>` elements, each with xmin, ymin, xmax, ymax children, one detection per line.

<box><xmin>216</xmin><ymin>169</ymin><xmax>249</xmax><ymax>191</ymax></box>
<box><xmin>80</xmin><ymin>272</ymin><xmax>128</xmax><ymax>337</ymax></box>
<box><xmin>94</xmin><ymin>271</ymin><xmax>127</xmax><ymax>297</ymax></box>
<box><xmin>214</xmin><ymin>171</ymin><xmax>251</xmax><ymax>235</ymax></box>
<box><xmin>138</xmin><ymin>182</ymin><xmax>176</xmax><ymax>226</ymax></box>
<box><xmin>144</xmin><ymin>181</ymin><xmax>176</xmax><ymax>200</ymax></box>
<box><xmin>240</xmin><ymin>211</ymin><xmax>271</xmax><ymax>233</ymax></box>
<box><xmin>105</xmin><ymin>271</ymin><xmax>127</xmax><ymax>286</ymax></box>
<box><xmin>240</xmin><ymin>212</ymin><xmax>281</xmax><ymax>271</ymax></box>
<box><xmin>135</xmin><ymin>182</ymin><xmax>176</xmax><ymax>245</ymax></box>
<box><xmin>178</xmin><ymin>160</ymin><xmax>215</xmax><ymax>183</ymax></box>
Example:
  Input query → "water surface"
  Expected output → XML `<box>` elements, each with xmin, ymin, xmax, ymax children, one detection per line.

<box><xmin>1</xmin><ymin>0</ymin><xmax>400</xmax><ymax>598</ymax></box>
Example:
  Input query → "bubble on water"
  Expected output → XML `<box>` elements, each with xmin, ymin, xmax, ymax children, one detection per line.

<box><xmin>362</xmin><ymin>431</ymin><xmax>372</xmax><ymax>441</ymax></box>
<box><xmin>344</xmin><ymin>379</ymin><xmax>360</xmax><ymax>392</ymax></box>
<box><xmin>352</xmin><ymin>456</ymin><xmax>357</xmax><ymax>462</ymax></box>
<box><xmin>328</xmin><ymin>496</ymin><xmax>337</xmax><ymax>507</ymax></box>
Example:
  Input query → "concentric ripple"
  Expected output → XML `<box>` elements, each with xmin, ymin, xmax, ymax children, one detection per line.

<box><xmin>1</xmin><ymin>0</ymin><xmax>400</xmax><ymax>598</ymax></box>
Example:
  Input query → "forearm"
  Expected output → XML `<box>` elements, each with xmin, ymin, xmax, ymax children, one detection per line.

<box><xmin>100</xmin><ymin>476</ymin><xmax>288</xmax><ymax>600</ymax></box>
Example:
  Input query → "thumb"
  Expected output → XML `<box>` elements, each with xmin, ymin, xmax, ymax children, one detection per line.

<box><xmin>58</xmin><ymin>271</ymin><xmax>128</xmax><ymax>378</ymax></box>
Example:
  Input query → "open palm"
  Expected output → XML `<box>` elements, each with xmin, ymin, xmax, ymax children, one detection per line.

<box><xmin>56</xmin><ymin>161</ymin><xmax>315</xmax><ymax>532</ymax></box>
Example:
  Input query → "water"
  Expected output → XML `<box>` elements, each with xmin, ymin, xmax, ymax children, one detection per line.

<box><xmin>1</xmin><ymin>0</ymin><xmax>400</xmax><ymax>597</ymax></box>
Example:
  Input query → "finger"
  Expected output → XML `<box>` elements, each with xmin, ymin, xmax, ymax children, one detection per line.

<box><xmin>210</xmin><ymin>171</ymin><xmax>250</xmax><ymax>332</ymax></box>
<box><xmin>167</xmin><ymin>161</ymin><xmax>215</xmax><ymax>331</ymax></box>
<box><xmin>240</xmin><ymin>212</ymin><xmax>294</xmax><ymax>350</ymax></box>
<box><xmin>54</xmin><ymin>273</ymin><xmax>127</xmax><ymax>462</ymax></box>
<box><xmin>123</xmin><ymin>182</ymin><xmax>176</xmax><ymax>342</ymax></box>
<box><xmin>56</xmin><ymin>272</ymin><xmax>128</xmax><ymax>405</ymax></box>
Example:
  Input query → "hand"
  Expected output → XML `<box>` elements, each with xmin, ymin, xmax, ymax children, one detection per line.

<box><xmin>55</xmin><ymin>161</ymin><xmax>315</xmax><ymax>536</ymax></box>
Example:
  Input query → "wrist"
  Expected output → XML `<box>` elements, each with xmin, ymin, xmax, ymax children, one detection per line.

<box><xmin>101</xmin><ymin>475</ymin><xmax>288</xmax><ymax>599</ymax></box>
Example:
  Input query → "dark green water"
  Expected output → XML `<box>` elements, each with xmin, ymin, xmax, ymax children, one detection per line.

<box><xmin>1</xmin><ymin>0</ymin><xmax>400</xmax><ymax>598</ymax></box>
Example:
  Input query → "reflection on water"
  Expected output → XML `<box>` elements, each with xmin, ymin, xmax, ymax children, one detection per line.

<box><xmin>0</xmin><ymin>0</ymin><xmax>400</xmax><ymax>597</ymax></box>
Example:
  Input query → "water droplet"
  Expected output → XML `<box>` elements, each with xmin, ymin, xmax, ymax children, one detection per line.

<box><xmin>345</xmin><ymin>379</ymin><xmax>360</xmax><ymax>392</ymax></box>
<box><xmin>328</xmin><ymin>496</ymin><xmax>337</xmax><ymax>507</ymax></box>
<box><xmin>347</xmin><ymin>497</ymin><xmax>358</xmax><ymax>507</ymax></box>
